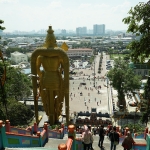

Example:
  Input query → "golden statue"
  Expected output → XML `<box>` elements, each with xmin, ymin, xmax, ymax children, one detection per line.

<box><xmin>31</xmin><ymin>26</ymin><xmax>69</xmax><ymax>125</ymax></box>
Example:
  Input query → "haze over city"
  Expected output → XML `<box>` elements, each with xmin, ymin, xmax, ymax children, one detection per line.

<box><xmin>0</xmin><ymin>0</ymin><xmax>149</xmax><ymax>32</ymax></box>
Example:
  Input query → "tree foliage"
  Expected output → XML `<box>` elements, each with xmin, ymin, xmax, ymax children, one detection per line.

<box><xmin>8</xmin><ymin>99</ymin><xmax>34</xmax><ymax>126</ymax></box>
<box><xmin>0</xmin><ymin>19</ymin><xmax>33</xmax><ymax>126</ymax></box>
<box><xmin>0</xmin><ymin>62</ymin><xmax>33</xmax><ymax>125</ymax></box>
<box><xmin>6</xmin><ymin>66</ymin><xmax>32</xmax><ymax>101</ymax></box>
<box><xmin>107</xmin><ymin>58</ymin><xmax>141</xmax><ymax>109</ymax></box>
<box><xmin>0</xmin><ymin>99</ymin><xmax>34</xmax><ymax>126</ymax></box>
<box><xmin>140</xmin><ymin>75</ymin><xmax>150</xmax><ymax>126</ymax></box>
<box><xmin>0</xmin><ymin>19</ymin><xmax>5</xmax><ymax>40</ymax></box>
<box><xmin>5</xmin><ymin>48</ymin><xmax>27</xmax><ymax>58</ymax></box>
<box><xmin>0</xmin><ymin>20</ymin><xmax>5</xmax><ymax>30</ymax></box>
<box><xmin>122</xmin><ymin>1</ymin><xmax>150</xmax><ymax>63</ymax></box>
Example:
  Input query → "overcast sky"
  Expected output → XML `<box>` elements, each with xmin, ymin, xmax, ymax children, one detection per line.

<box><xmin>0</xmin><ymin>0</ymin><xmax>148</xmax><ymax>32</ymax></box>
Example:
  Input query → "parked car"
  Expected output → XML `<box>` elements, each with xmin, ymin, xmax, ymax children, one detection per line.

<box><xmin>106</xmin><ymin>60</ymin><xmax>111</xmax><ymax>63</ymax></box>
<box><xmin>106</xmin><ymin>64</ymin><xmax>112</xmax><ymax>67</ymax></box>
<box><xmin>106</xmin><ymin>65</ymin><xmax>112</xmax><ymax>68</ymax></box>
<box><xmin>106</xmin><ymin>67</ymin><xmax>112</xmax><ymax>70</ymax></box>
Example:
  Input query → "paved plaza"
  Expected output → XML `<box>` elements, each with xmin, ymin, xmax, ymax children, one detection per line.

<box><xmin>39</xmin><ymin>52</ymin><xmax>112</xmax><ymax>126</ymax></box>
<box><xmin>63</xmin><ymin>53</ymin><xmax>113</xmax><ymax>122</ymax></box>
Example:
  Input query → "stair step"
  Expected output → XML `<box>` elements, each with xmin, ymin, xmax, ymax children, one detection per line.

<box><xmin>83</xmin><ymin>135</ymin><xmax>123</xmax><ymax>150</ymax></box>
<box><xmin>44</xmin><ymin>138</ymin><xmax>67</xmax><ymax>148</ymax></box>
<box><xmin>5</xmin><ymin>135</ymin><xmax>146</xmax><ymax>150</ymax></box>
<box><xmin>5</xmin><ymin>148</ymin><xmax>57</xmax><ymax>150</ymax></box>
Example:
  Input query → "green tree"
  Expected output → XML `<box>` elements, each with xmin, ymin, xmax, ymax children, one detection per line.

<box><xmin>87</xmin><ymin>42</ymin><xmax>91</xmax><ymax>48</ymax></box>
<box><xmin>108</xmin><ymin>48</ymin><xmax>114</xmax><ymax>58</ymax></box>
<box><xmin>0</xmin><ymin>63</ymin><xmax>8</xmax><ymax>118</ymax></box>
<box><xmin>123</xmin><ymin>54</ymin><xmax>130</xmax><ymax>62</ymax></box>
<box><xmin>0</xmin><ymin>19</ymin><xmax>5</xmax><ymax>39</ymax></box>
<box><xmin>107</xmin><ymin>58</ymin><xmax>141</xmax><ymax>110</ymax></box>
<box><xmin>7</xmin><ymin>99</ymin><xmax>34</xmax><ymax>126</ymax></box>
<box><xmin>3</xmin><ymin>41</ymin><xmax>8</xmax><ymax>46</ymax></box>
<box><xmin>0</xmin><ymin>62</ymin><xmax>32</xmax><ymax>119</ymax></box>
<box><xmin>72</xmin><ymin>43</ymin><xmax>79</xmax><ymax>49</ymax></box>
<box><xmin>6</xmin><ymin>66</ymin><xmax>32</xmax><ymax>101</ymax></box>
<box><xmin>0</xmin><ymin>20</ymin><xmax>7</xmax><ymax>117</ymax></box>
<box><xmin>0</xmin><ymin>99</ymin><xmax>34</xmax><ymax>126</ymax></box>
<box><xmin>80</xmin><ymin>41</ymin><xmax>84</xmax><ymax>48</ymax></box>
<box><xmin>5</xmin><ymin>47</ymin><xmax>24</xmax><ymax>58</ymax></box>
<box><xmin>140</xmin><ymin>74</ymin><xmax>150</xmax><ymax>126</ymax></box>
<box><xmin>122</xmin><ymin>1</ymin><xmax>150</xmax><ymax>63</ymax></box>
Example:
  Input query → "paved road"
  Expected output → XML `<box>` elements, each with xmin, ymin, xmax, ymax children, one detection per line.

<box><xmin>68</xmin><ymin>53</ymin><xmax>108</xmax><ymax>111</ymax></box>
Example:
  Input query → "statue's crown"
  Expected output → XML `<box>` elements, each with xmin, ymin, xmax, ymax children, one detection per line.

<box><xmin>44</xmin><ymin>26</ymin><xmax>57</xmax><ymax>48</ymax></box>
<box><xmin>47</xmin><ymin>26</ymin><xmax>54</xmax><ymax>34</ymax></box>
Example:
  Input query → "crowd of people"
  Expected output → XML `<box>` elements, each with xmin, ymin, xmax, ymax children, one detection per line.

<box><xmin>79</xmin><ymin>124</ymin><xmax>135</xmax><ymax>150</ymax></box>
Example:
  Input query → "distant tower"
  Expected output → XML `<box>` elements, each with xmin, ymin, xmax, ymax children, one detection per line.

<box><xmin>61</xmin><ymin>29</ymin><xmax>66</xmax><ymax>35</ymax></box>
<box><xmin>76</xmin><ymin>27</ymin><xmax>87</xmax><ymax>36</ymax></box>
<box><xmin>76</xmin><ymin>27</ymin><xmax>80</xmax><ymax>36</ymax></box>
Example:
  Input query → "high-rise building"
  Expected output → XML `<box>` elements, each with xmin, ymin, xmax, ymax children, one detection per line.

<box><xmin>76</xmin><ymin>27</ymin><xmax>87</xmax><ymax>36</ymax></box>
<box><xmin>61</xmin><ymin>29</ymin><xmax>66</xmax><ymax>35</ymax></box>
<box><xmin>93</xmin><ymin>24</ymin><xmax>105</xmax><ymax>35</ymax></box>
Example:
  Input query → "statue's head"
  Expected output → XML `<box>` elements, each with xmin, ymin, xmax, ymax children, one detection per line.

<box><xmin>44</xmin><ymin>26</ymin><xmax>57</xmax><ymax>48</ymax></box>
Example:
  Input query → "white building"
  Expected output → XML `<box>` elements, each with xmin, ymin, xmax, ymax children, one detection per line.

<box><xmin>56</xmin><ymin>40</ymin><xmax>77</xmax><ymax>45</ymax></box>
<box><xmin>66</xmin><ymin>48</ymin><xmax>93</xmax><ymax>58</ymax></box>
<box><xmin>18</xmin><ymin>43</ymin><xmax>28</xmax><ymax>48</ymax></box>
<box><xmin>76</xmin><ymin>27</ymin><xmax>87</xmax><ymax>36</ymax></box>
<box><xmin>11</xmin><ymin>51</ymin><xmax>28</xmax><ymax>64</ymax></box>
<box><xmin>93</xmin><ymin>24</ymin><xmax>105</xmax><ymax>35</ymax></box>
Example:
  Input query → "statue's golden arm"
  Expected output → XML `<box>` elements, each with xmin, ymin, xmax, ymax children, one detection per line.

<box><xmin>36</xmin><ymin>56</ymin><xmax>42</xmax><ymax>78</ymax></box>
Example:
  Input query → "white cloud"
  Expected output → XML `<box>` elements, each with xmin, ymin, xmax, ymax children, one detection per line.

<box><xmin>47</xmin><ymin>1</ymin><xmax>62</xmax><ymax>8</ymax></box>
<box><xmin>0</xmin><ymin>0</ymin><xmax>18</xmax><ymax>4</ymax></box>
<box><xmin>1</xmin><ymin>0</ymin><xmax>148</xmax><ymax>32</ymax></box>
<box><xmin>78</xmin><ymin>3</ymin><xmax>91</xmax><ymax>9</ymax></box>
<box><xmin>111</xmin><ymin>1</ymin><xmax>131</xmax><ymax>13</ymax></box>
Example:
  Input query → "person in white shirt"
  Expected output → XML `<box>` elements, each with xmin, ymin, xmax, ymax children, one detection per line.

<box><xmin>82</xmin><ymin>126</ymin><xmax>93</xmax><ymax>150</ymax></box>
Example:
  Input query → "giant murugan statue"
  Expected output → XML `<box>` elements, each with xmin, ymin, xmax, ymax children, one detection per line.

<box><xmin>31</xmin><ymin>26</ymin><xmax>69</xmax><ymax>125</ymax></box>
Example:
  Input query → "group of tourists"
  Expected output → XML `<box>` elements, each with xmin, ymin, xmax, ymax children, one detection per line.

<box><xmin>99</xmin><ymin>125</ymin><xmax>120</xmax><ymax>149</ymax></box>
<box><xmin>81</xmin><ymin>124</ymin><xmax>135</xmax><ymax>150</ymax></box>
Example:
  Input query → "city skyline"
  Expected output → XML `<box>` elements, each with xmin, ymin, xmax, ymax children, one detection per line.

<box><xmin>1</xmin><ymin>0</ymin><xmax>148</xmax><ymax>32</ymax></box>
